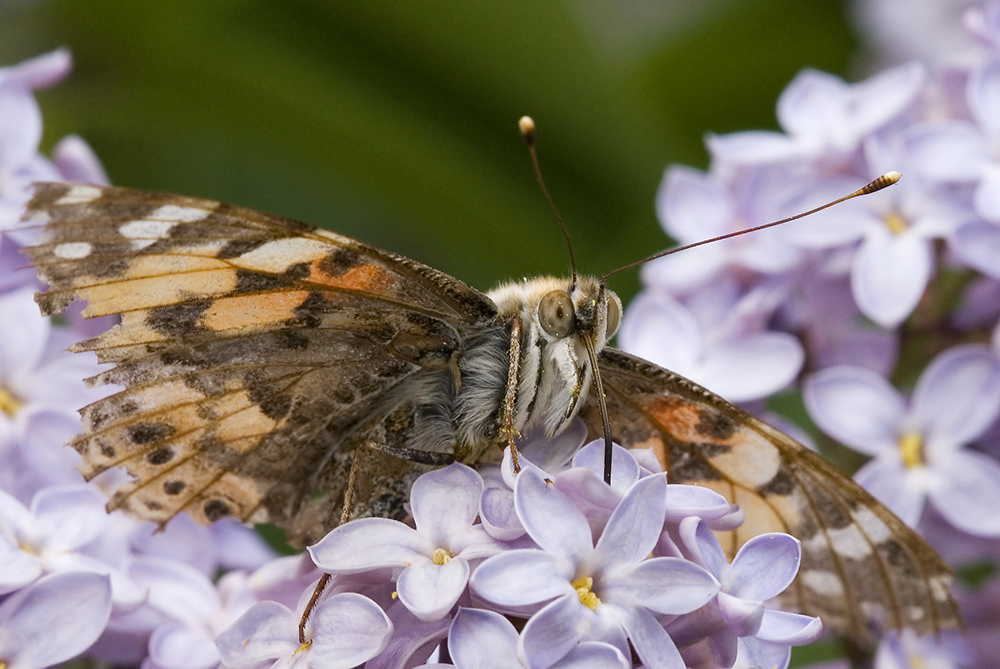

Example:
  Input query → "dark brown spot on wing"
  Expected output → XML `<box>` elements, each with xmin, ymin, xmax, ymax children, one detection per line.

<box><xmin>146</xmin><ymin>446</ymin><xmax>176</xmax><ymax>465</ymax></box>
<box><xmin>129</xmin><ymin>422</ymin><xmax>176</xmax><ymax>445</ymax></box>
<box><xmin>163</xmin><ymin>480</ymin><xmax>186</xmax><ymax>495</ymax></box>
<box><xmin>147</xmin><ymin>302</ymin><xmax>211</xmax><ymax>336</ymax></box>
<box><xmin>203</xmin><ymin>499</ymin><xmax>232</xmax><ymax>521</ymax></box>
<box><xmin>695</xmin><ymin>408</ymin><xmax>739</xmax><ymax>440</ymax></box>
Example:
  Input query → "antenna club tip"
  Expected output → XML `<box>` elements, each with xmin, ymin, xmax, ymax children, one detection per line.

<box><xmin>519</xmin><ymin>116</ymin><xmax>536</xmax><ymax>144</ymax></box>
<box><xmin>862</xmin><ymin>170</ymin><xmax>902</xmax><ymax>194</ymax></box>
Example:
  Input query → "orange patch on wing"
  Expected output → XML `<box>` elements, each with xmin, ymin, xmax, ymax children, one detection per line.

<box><xmin>200</xmin><ymin>291</ymin><xmax>310</xmax><ymax>331</ymax></box>
<box><xmin>644</xmin><ymin>398</ymin><xmax>720</xmax><ymax>444</ymax></box>
<box><xmin>310</xmin><ymin>262</ymin><xmax>394</xmax><ymax>294</ymax></box>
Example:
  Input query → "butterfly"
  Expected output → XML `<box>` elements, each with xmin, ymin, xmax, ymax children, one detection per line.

<box><xmin>23</xmin><ymin>178</ymin><xmax>959</xmax><ymax>648</ymax></box>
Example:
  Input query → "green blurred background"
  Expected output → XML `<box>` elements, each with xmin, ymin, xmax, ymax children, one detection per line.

<box><xmin>2</xmin><ymin>1</ymin><xmax>860</xmax><ymax>663</ymax></box>
<box><xmin>1</xmin><ymin>0</ymin><xmax>855</xmax><ymax>307</ymax></box>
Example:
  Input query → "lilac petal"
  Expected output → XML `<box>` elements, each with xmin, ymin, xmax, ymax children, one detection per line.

<box><xmin>680</xmin><ymin>516</ymin><xmax>728</xmax><ymax>576</ymax></box>
<box><xmin>734</xmin><ymin>637</ymin><xmax>791</xmax><ymax>669</ymax></box>
<box><xmin>781</xmin><ymin>182</ymin><xmax>875</xmax><ymax>248</ymax></box>
<box><xmin>706</xmin><ymin>131</ymin><xmax>800</xmax><ymax>164</ymax></box>
<box><xmin>515</xmin><ymin>468</ymin><xmax>593</xmax><ymax>563</ymax></box>
<box><xmin>904</xmin><ymin>122</ymin><xmax>990</xmax><ymax>182</ymax></box>
<box><xmin>480</xmin><ymin>485</ymin><xmax>524</xmax><ymax>541</ymax></box>
<box><xmin>594</xmin><ymin>474</ymin><xmax>666</xmax><ymax>566</ymax></box>
<box><xmin>215</xmin><ymin>601</ymin><xmax>301</xmax><ymax>667</ymax></box>
<box><xmin>618</xmin><ymin>557</ymin><xmax>719</xmax><ymax>615</ymax></box>
<box><xmin>396</xmin><ymin>558</ymin><xmax>469</xmax><ymax>621</ymax></box>
<box><xmin>0</xmin><ymin>86</ymin><xmax>41</xmax><ymax>169</ymax></box>
<box><xmin>727</xmin><ymin>533</ymin><xmax>801</xmax><ymax>600</ymax></box>
<box><xmin>571</xmin><ymin>440</ymin><xmax>639</xmax><ymax>496</ymax></box>
<box><xmin>365</xmin><ymin>602</ymin><xmax>450</xmax><ymax>669</ymax></box>
<box><xmin>447</xmin><ymin>608</ymin><xmax>520</xmax><ymax>669</ymax></box>
<box><xmin>700</xmin><ymin>332</ymin><xmax>803</xmax><ymax>402</ymax></box>
<box><xmin>854</xmin><ymin>459</ymin><xmax>925</xmax><ymax>527</ymax></box>
<box><xmin>309</xmin><ymin>593</ymin><xmax>393</xmax><ymax>668</ymax></box>
<box><xmin>618</xmin><ymin>293</ymin><xmax>700</xmax><ymax>375</ymax></box>
<box><xmin>852</xmin><ymin>61</ymin><xmax>924</xmax><ymax>134</ymax></box>
<box><xmin>0</xmin><ymin>571</ymin><xmax>111</xmax><ymax>668</ymax></box>
<box><xmin>656</xmin><ymin>166</ymin><xmax>733</xmax><ymax>240</ymax></box>
<box><xmin>129</xmin><ymin>557</ymin><xmax>218</xmax><ymax>620</ymax></box>
<box><xmin>550</xmin><ymin>641</ymin><xmax>629</xmax><ymax>669</ymax></box>
<box><xmin>852</xmin><ymin>227</ymin><xmax>932</xmax><ymax>328</ymax></box>
<box><xmin>777</xmin><ymin>69</ymin><xmax>848</xmax><ymax>145</ymax></box>
<box><xmin>953</xmin><ymin>219</ymin><xmax>1000</xmax><ymax>277</ymax></box>
<box><xmin>969</xmin><ymin>56</ymin><xmax>1000</xmax><ymax>137</ymax></box>
<box><xmin>32</xmin><ymin>484</ymin><xmax>109</xmax><ymax>550</ymax></box>
<box><xmin>518</xmin><ymin>418</ymin><xmax>587</xmax><ymax>472</ymax></box>
<box><xmin>410</xmin><ymin>463</ymin><xmax>483</xmax><ymax>544</ymax></box>
<box><xmin>664</xmin><ymin>485</ymin><xmax>731</xmax><ymax>523</ymax></box>
<box><xmin>518</xmin><ymin>595</ymin><xmax>588</xmax><ymax>669</ymax></box>
<box><xmin>0</xmin><ymin>48</ymin><xmax>72</xmax><ymax>89</ymax></box>
<box><xmin>618</xmin><ymin>606</ymin><xmax>686</xmax><ymax>669</ymax></box>
<box><xmin>309</xmin><ymin>518</ymin><xmax>428</xmax><ymax>572</ymax></box>
<box><xmin>755</xmin><ymin>609</ymin><xmax>823</xmax><ymax>645</ymax></box>
<box><xmin>640</xmin><ymin>243</ymin><xmax>728</xmax><ymax>294</ymax></box>
<box><xmin>470</xmin><ymin>549</ymin><xmax>572</xmax><ymax>607</ymax></box>
<box><xmin>804</xmin><ymin>366</ymin><xmax>903</xmax><ymax>455</ymax></box>
<box><xmin>148</xmin><ymin>625</ymin><xmax>219</xmax><ymax>669</ymax></box>
<box><xmin>52</xmin><ymin>135</ymin><xmax>110</xmax><ymax>185</ymax></box>
<box><xmin>928</xmin><ymin>449</ymin><xmax>1000</xmax><ymax>535</ymax></box>
<box><xmin>717</xmin><ymin>591</ymin><xmax>764</xmax><ymax>637</ymax></box>
<box><xmin>0</xmin><ymin>534</ymin><xmax>41</xmax><ymax>594</ymax></box>
<box><xmin>912</xmin><ymin>345</ymin><xmax>1000</xmax><ymax>447</ymax></box>
<box><xmin>974</xmin><ymin>166</ymin><xmax>1000</xmax><ymax>223</ymax></box>
<box><xmin>0</xmin><ymin>288</ymin><xmax>47</xmax><ymax>378</ymax></box>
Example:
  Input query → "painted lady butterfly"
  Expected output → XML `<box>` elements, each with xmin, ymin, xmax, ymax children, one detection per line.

<box><xmin>23</xmin><ymin>177</ymin><xmax>959</xmax><ymax>647</ymax></box>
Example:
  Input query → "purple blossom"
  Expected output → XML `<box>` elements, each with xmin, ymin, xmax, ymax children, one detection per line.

<box><xmin>309</xmin><ymin>463</ymin><xmax>503</xmax><ymax>621</ymax></box>
<box><xmin>0</xmin><ymin>571</ymin><xmax>112</xmax><ymax>669</ymax></box>
<box><xmin>471</xmin><ymin>468</ymin><xmax>719</xmax><ymax>669</ymax></box>
<box><xmin>707</xmin><ymin>62</ymin><xmax>924</xmax><ymax>168</ymax></box>
<box><xmin>445</xmin><ymin>607</ymin><xmax>629</xmax><ymax>669</ymax></box>
<box><xmin>805</xmin><ymin>344</ymin><xmax>1000</xmax><ymax>532</ymax></box>
<box><xmin>216</xmin><ymin>592</ymin><xmax>392</xmax><ymax>668</ymax></box>
<box><xmin>619</xmin><ymin>279</ymin><xmax>803</xmax><ymax>402</ymax></box>
<box><xmin>671</xmin><ymin>518</ymin><xmax>822</xmax><ymax>668</ymax></box>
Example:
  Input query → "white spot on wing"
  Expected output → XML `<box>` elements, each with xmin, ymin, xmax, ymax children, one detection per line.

<box><xmin>119</xmin><ymin>219</ymin><xmax>176</xmax><ymax>240</ymax></box>
<box><xmin>54</xmin><ymin>242</ymin><xmax>93</xmax><ymax>259</ymax></box>
<box><xmin>55</xmin><ymin>184</ymin><xmax>102</xmax><ymax>205</ymax></box>
<box><xmin>801</xmin><ymin>570</ymin><xmax>843</xmax><ymax>596</ymax></box>
<box><xmin>826</xmin><ymin>524</ymin><xmax>873</xmax><ymax>560</ymax></box>
<box><xmin>852</xmin><ymin>507</ymin><xmax>892</xmax><ymax>544</ymax></box>
<box><xmin>149</xmin><ymin>204</ymin><xmax>211</xmax><ymax>222</ymax></box>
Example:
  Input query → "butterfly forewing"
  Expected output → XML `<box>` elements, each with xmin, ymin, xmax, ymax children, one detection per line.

<box><xmin>585</xmin><ymin>348</ymin><xmax>960</xmax><ymax>646</ymax></box>
<box><xmin>24</xmin><ymin>183</ymin><xmax>496</xmax><ymax>540</ymax></box>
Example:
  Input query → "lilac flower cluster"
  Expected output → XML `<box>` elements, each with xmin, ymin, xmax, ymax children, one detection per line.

<box><xmin>619</xmin><ymin>2</ymin><xmax>1000</xmax><ymax>666</ymax></box>
<box><xmin>218</xmin><ymin>437</ymin><xmax>820</xmax><ymax>669</ymax></box>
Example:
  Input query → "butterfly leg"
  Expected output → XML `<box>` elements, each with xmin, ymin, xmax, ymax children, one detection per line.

<box><xmin>502</xmin><ymin>314</ymin><xmax>524</xmax><ymax>473</ymax></box>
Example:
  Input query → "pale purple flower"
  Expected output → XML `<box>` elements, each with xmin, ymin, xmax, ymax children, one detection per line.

<box><xmin>707</xmin><ymin>62</ymin><xmax>924</xmax><ymax>168</ymax></box>
<box><xmin>446</xmin><ymin>607</ymin><xmax>629</xmax><ymax>669</ymax></box>
<box><xmin>0</xmin><ymin>571</ymin><xmax>112</xmax><ymax>669</ymax></box>
<box><xmin>780</xmin><ymin>138</ymin><xmax>969</xmax><ymax>328</ymax></box>
<box><xmin>309</xmin><ymin>463</ymin><xmax>503</xmax><ymax>621</ymax></box>
<box><xmin>619</xmin><ymin>279</ymin><xmax>803</xmax><ymax>402</ymax></box>
<box><xmin>0</xmin><ymin>484</ymin><xmax>144</xmax><ymax>606</ymax></box>
<box><xmin>671</xmin><ymin>518</ymin><xmax>821</xmax><ymax>668</ymax></box>
<box><xmin>645</xmin><ymin>164</ymin><xmax>802</xmax><ymax>294</ymax></box>
<box><xmin>805</xmin><ymin>344</ymin><xmax>1000</xmax><ymax>532</ymax></box>
<box><xmin>116</xmin><ymin>558</ymin><xmax>257</xmax><ymax>669</ymax></box>
<box><xmin>471</xmin><ymin>468</ymin><xmax>719</xmax><ymax>669</ymax></box>
<box><xmin>216</xmin><ymin>592</ymin><xmax>392</xmax><ymax>669</ymax></box>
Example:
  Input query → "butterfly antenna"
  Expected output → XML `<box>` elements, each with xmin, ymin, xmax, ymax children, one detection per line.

<box><xmin>520</xmin><ymin>116</ymin><xmax>578</xmax><ymax>286</ymax></box>
<box><xmin>602</xmin><ymin>171</ymin><xmax>901</xmax><ymax>281</ymax></box>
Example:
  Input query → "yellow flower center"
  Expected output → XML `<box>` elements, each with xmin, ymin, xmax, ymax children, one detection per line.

<box><xmin>0</xmin><ymin>386</ymin><xmax>22</xmax><ymax>416</ymax></box>
<box><xmin>432</xmin><ymin>548</ymin><xmax>452</xmax><ymax>565</ymax></box>
<box><xmin>899</xmin><ymin>432</ymin><xmax>924</xmax><ymax>469</ymax></box>
<box><xmin>293</xmin><ymin>640</ymin><xmax>311</xmax><ymax>656</ymax></box>
<box><xmin>884</xmin><ymin>212</ymin><xmax>907</xmax><ymax>234</ymax></box>
<box><xmin>571</xmin><ymin>576</ymin><xmax>601</xmax><ymax>610</ymax></box>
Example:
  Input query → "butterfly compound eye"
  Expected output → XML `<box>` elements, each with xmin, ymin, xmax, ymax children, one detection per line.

<box><xmin>538</xmin><ymin>289</ymin><xmax>575</xmax><ymax>337</ymax></box>
<box><xmin>605</xmin><ymin>294</ymin><xmax>621</xmax><ymax>338</ymax></box>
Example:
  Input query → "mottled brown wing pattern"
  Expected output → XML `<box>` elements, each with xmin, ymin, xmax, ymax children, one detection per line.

<box><xmin>24</xmin><ymin>182</ymin><xmax>497</xmax><ymax>539</ymax></box>
<box><xmin>585</xmin><ymin>348</ymin><xmax>960</xmax><ymax>647</ymax></box>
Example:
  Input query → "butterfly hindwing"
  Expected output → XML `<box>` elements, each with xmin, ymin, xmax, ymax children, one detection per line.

<box><xmin>24</xmin><ymin>182</ymin><xmax>497</xmax><ymax>537</ymax></box>
<box><xmin>587</xmin><ymin>347</ymin><xmax>960</xmax><ymax>646</ymax></box>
